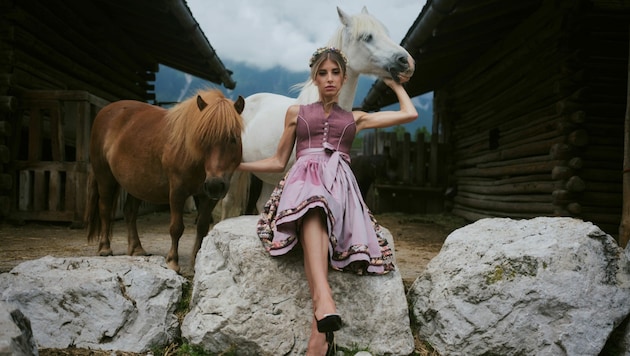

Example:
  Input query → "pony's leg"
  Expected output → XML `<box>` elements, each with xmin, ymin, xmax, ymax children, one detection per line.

<box><xmin>191</xmin><ymin>194</ymin><xmax>217</xmax><ymax>268</ymax></box>
<box><xmin>96</xmin><ymin>180</ymin><xmax>118</xmax><ymax>256</ymax></box>
<box><xmin>123</xmin><ymin>194</ymin><xmax>148</xmax><ymax>256</ymax></box>
<box><xmin>166</xmin><ymin>195</ymin><xmax>187</xmax><ymax>273</ymax></box>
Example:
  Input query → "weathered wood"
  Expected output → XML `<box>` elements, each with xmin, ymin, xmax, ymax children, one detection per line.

<box><xmin>550</xmin><ymin>143</ymin><xmax>574</xmax><ymax>160</ymax></box>
<box><xmin>567</xmin><ymin>129</ymin><xmax>589</xmax><ymax>146</ymax></box>
<box><xmin>581</xmin><ymin>168</ymin><xmax>624</xmax><ymax>182</ymax></box>
<box><xmin>551</xmin><ymin>166</ymin><xmax>573</xmax><ymax>180</ymax></box>
<box><xmin>582</xmin><ymin>188</ymin><xmax>623</xmax><ymax>204</ymax></box>
<box><xmin>566</xmin><ymin>176</ymin><xmax>586</xmax><ymax>192</ymax></box>
<box><xmin>618</xmin><ymin>23</ymin><xmax>630</xmax><ymax>248</ymax></box>
<box><xmin>0</xmin><ymin>121</ymin><xmax>12</xmax><ymax>137</ymax></box>
<box><xmin>552</xmin><ymin>189</ymin><xmax>573</xmax><ymax>205</ymax></box>
<box><xmin>0</xmin><ymin>145</ymin><xmax>9</xmax><ymax>163</ymax></box>
<box><xmin>415</xmin><ymin>133</ymin><xmax>426</xmax><ymax>185</ymax></box>
<box><xmin>458</xmin><ymin>191</ymin><xmax>551</xmax><ymax>203</ymax></box>
<box><xmin>458</xmin><ymin>180</ymin><xmax>557</xmax><ymax>195</ymax></box>
<box><xmin>0</xmin><ymin>96</ymin><xmax>17</xmax><ymax>112</ymax></box>
<box><xmin>456</xmin><ymin>160</ymin><xmax>562</xmax><ymax>178</ymax></box>
<box><xmin>454</xmin><ymin>195</ymin><xmax>555</xmax><ymax>214</ymax></box>
<box><xmin>567</xmin><ymin>202</ymin><xmax>582</xmax><ymax>214</ymax></box>
<box><xmin>0</xmin><ymin>173</ymin><xmax>12</xmax><ymax>190</ymax></box>
<box><xmin>0</xmin><ymin>196</ymin><xmax>10</xmax><ymax>217</ymax></box>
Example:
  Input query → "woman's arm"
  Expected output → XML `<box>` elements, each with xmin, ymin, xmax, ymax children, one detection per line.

<box><xmin>237</xmin><ymin>105</ymin><xmax>299</xmax><ymax>173</ymax></box>
<box><xmin>354</xmin><ymin>78</ymin><xmax>418</xmax><ymax>132</ymax></box>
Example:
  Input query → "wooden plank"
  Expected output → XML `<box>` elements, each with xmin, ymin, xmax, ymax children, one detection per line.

<box><xmin>48</xmin><ymin>170</ymin><xmax>61</xmax><ymax>211</ymax></box>
<box><xmin>10</xmin><ymin>210</ymin><xmax>76</xmax><ymax>222</ymax></box>
<box><xmin>27</xmin><ymin>108</ymin><xmax>42</xmax><ymax>161</ymax></box>
<box><xmin>415</xmin><ymin>134</ymin><xmax>426</xmax><ymax>185</ymax></box>
<box><xmin>49</xmin><ymin>105</ymin><xmax>64</xmax><ymax>161</ymax></box>
<box><xmin>33</xmin><ymin>170</ymin><xmax>45</xmax><ymax>211</ymax></box>
<box><xmin>18</xmin><ymin>170</ymin><xmax>31</xmax><ymax>211</ymax></box>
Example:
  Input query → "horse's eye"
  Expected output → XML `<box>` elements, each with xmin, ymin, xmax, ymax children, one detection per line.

<box><xmin>361</xmin><ymin>33</ymin><xmax>373</xmax><ymax>43</ymax></box>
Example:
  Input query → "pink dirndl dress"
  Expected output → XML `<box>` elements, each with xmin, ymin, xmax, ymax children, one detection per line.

<box><xmin>256</xmin><ymin>102</ymin><xmax>394</xmax><ymax>275</ymax></box>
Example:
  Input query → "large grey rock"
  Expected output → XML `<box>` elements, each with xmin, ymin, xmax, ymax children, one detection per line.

<box><xmin>0</xmin><ymin>301</ymin><xmax>38</xmax><ymax>356</ymax></box>
<box><xmin>408</xmin><ymin>217</ymin><xmax>630</xmax><ymax>356</ymax></box>
<box><xmin>182</xmin><ymin>216</ymin><xmax>414</xmax><ymax>355</ymax></box>
<box><xmin>0</xmin><ymin>256</ymin><xmax>187</xmax><ymax>353</ymax></box>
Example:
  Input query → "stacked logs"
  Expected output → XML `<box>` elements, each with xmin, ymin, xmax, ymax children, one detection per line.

<box><xmin>441</xmin><ymin>1</ymin><xmax>625</xmax><ymax>235</ymax></box>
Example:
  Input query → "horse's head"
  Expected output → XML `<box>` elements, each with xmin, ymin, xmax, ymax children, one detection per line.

<box><xmin>336</xmin><ymin>7</ymin><xmax>415</xmax><ymax>83</ymax></box>
<box><xmin>168</xmin><ymin>90</ymin><xmax>245</xmax><ymax>200</ymax></box>
<box><xmin>198</xmin><ymin>94</ymin><xmax>246</xmax><ymax>200</ymax></box>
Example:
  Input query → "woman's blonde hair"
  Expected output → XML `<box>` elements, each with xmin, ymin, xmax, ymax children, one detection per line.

<box><xmin>308</xmin><ymin>47</ymin><xmax>348</xmax><ymax>79</ymax></box>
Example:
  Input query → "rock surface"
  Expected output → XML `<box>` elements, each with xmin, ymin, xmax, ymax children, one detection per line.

<box><xmin>0</xmin><ymin>256</ymin><xmax>187</xmax><ymax>353</ymax></box>
<box><xmin>182</xmin><ymin>215</ymin><xmax>414</xmax><ymax>355</ymax></box>
<box><xmin>0</xmin><ymin>301</ymin><xmax>38</xmax><ymax>356</ymax></box>
<box><xmin>408</xmin><ymin>217</ymin><xmax>630</xmax><ymax>356</ymax></box>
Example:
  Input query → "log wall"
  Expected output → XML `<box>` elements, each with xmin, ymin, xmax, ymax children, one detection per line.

<box><xmin>0</xmin><ymin>0</ymin><xmax>156</xmax><ymax>221</ymax></box>
<box><xmin>438</xmin><ymin>0</ymin><xmax>627</xmax><ymax>236</ymax></box>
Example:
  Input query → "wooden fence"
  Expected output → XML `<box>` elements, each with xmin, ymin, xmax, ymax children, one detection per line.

<box><xmin>10</xmin><ymin>91</ymin><xmax>108</xmax><ymax>226</ymax></box>
<box><xmin>10</xmin><ymin>90</ymin><xmax>167</xmax><ymax>226</ymax></box>
<box><xmin>357</xmin><ymin>130</ymin><xmax>449</xmax><ymax>214</ymax></box>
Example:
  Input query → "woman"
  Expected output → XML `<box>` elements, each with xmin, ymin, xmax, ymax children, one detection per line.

<box><xmin>238</xmin><ymin>47</ymin><xmax>417</xmax><ymax>355</ymax></box>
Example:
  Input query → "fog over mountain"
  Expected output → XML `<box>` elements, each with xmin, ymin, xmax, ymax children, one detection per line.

<box><xmin>155</xmin><ymin>60</ymin><xmax>433</xmax><ymax>134</ymax></box>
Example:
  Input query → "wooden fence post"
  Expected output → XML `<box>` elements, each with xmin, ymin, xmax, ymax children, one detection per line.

<box><xmin>619</xmin><ymin>25</ymin><xmax>630</xmax><ymax>248</ymax></box>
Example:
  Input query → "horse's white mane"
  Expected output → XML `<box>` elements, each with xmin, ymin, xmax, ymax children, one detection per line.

<box><xmin>293</xmin><ymin>8</ymin><xmax>389</xmax><ymax>108</ymax></box>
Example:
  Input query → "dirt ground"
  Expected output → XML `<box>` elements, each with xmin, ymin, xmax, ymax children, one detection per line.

<box><xmin>0</xmin><ymin>210</ymin><xmax>467</xmax><ymax>355</ymax></box>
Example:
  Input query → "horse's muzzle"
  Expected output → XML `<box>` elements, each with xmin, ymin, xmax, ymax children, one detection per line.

<box><xmin>203</xmin><ymin>177</ymin><xmax>229</xmax><ymax>200</ymax></box>
<box><xmin>389</xmin><ymin>54</ymin><xmax>415</xmax><ymax>83</ymax></box>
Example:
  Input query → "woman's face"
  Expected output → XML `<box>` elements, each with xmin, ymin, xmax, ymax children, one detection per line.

<box><xmin>314</xmin><ymin>59</ymin><xmax>345</xmax><ymax>99</ymax></box>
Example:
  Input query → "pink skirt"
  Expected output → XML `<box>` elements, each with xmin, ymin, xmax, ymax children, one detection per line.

<box><xmin>256</xmin><ymin>148</ymin><xmax>394</xmax><ymax>275</ymax></box>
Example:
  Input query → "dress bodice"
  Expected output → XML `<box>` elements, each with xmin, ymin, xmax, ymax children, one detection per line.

<box><xmin>295</xmin><ymin>102</ymin><xmax>356</xmax><ymax>158</ymax></box>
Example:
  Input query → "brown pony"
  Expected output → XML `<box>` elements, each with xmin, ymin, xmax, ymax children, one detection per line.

<box><xmin>85</xmin><ymin>89</ymin><xmax>245</xmax><ymax>272</ymax></box>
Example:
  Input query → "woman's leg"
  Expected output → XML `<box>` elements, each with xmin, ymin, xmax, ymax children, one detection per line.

<box><xmin>301</xmin><ymin>208</ymin><xmax>336</xmax><ymax>354</ymax></box>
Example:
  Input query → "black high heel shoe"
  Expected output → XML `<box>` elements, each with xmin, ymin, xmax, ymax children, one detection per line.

<box><xmin>316</xmin><ymin>313</ymin><xmax>342</xmax><ymax>333</ymax></box>
<box><xmin>325</xmin><ymin>331</ymin><xmax>336</xmax><ymax>356</ymax></box>
<box><xmin>316</xmin><ymin>314</ymin><xmax>342</xmax><ymax>356</ymax></box>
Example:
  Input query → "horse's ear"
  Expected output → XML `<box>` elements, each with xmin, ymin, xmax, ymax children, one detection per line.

<box><xmin>197</xmin><ymin>95</ymin><xmax>208</xmax><ymax>111</ymax></box>
<box><xmin>234</xmin><ymin>95</ymin><xmax>245</xmax><ymax>115</ymax></box>
<box><xmin>361</xmin><ymin>6</ymin><xmax>369</xmax><ymax>14</ymax></box>
<box><xmin>337</xmin><ymin>7</ymin><xmax>350</xmax><ymax>26</ymax></box>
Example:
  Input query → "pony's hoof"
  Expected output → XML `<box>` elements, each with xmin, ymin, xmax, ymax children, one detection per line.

<box><xmin>166</xmin><ymin>260</ymin><xmax>181</xmax><ymax>274</ymax></box>
<box><xmin>98</xmin><ymin>249</ymin><xmax>113</xmax><ymax>257</ymax></box>
<box><xmin>129</xmin><ymin>248</ymin><xmax>149</xmax><ymax>256</ymax></box>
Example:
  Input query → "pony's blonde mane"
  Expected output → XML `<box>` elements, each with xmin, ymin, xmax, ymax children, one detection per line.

<box><xmin>165</xmin><ymin>89</ymin><xmax>243</xmax><ymax>164</ymax></box>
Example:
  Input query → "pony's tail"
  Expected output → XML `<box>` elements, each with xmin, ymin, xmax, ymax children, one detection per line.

<box><xmin>85</xmin><ymin>172</ymin><xmax>101</xmax><ymax>243</ymax></box>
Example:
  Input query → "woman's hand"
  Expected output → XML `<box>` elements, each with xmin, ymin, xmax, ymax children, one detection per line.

<box><xmin>384</xmin><ymin>74</ymin><xmax>409</xmax><ymax>88</ymax></box>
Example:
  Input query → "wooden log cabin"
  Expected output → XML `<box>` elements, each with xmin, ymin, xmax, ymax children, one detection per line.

<box><xmin>0</xmin><ymin>0</ymin><xmax>236</xmax><ymax>225</ymax></box>
<box><xmin>361</xmin><ymin>0</ymin><xmax>630</xmax><ymax>240</ymax></box>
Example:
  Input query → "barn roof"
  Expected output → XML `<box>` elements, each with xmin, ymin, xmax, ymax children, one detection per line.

<box><xmin>360</xmin><ymin>0</ymin><xmax>544</xmax><ymax>111</ymax></box>
<box><xmin>361</xmin><ymin>0</ymin><xmax>630</xmax><ymax>111</ymax></box>
<box><xmin>91</xmin><ymin>0</ymin><xmax>236</xmax><ymax>89</ymax></box>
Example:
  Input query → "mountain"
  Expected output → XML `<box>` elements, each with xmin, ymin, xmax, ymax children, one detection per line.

<box><xmin>154</xmin><ymin>60</ymin><xmax>433</xmax><ymax>134</ymax></box>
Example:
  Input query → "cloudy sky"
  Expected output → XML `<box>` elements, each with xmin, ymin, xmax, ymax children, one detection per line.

<box><xmin>187</xmin><ymin>0</ymin><xmax>427</xmax><ymax>73</ymax></box>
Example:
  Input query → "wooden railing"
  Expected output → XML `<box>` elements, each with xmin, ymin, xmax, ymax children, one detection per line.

<box><xmin>356</xmin><ymin>130</ymin><xmax>449</xmax><ymax>214</ymax></box>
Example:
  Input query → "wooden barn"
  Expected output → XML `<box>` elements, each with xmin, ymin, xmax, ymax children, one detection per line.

<box><xmin>0</xmin><ymin>0</ymin><xmax>235</xmax><ymax>226</ymax></box>
<box><xmin>361</xmin><ymin>0</ymin><xmax>630</xmax><ymax>243</ymax></box>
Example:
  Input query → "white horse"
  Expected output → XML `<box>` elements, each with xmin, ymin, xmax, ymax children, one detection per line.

<box><xmin>220</xmin><ymin>6</ymin><xmax>415</xmax><ymax>219</ymax></box>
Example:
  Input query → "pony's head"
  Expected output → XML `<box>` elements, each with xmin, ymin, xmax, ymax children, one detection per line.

<box><xmin>166</xmin><ymin>89</ymin><xmax>245</xmax><ymax>200</ymax></box>
<box><xmin>332</xmin><ymin>6</ymin><xmax>414</xmax><ymax>83</ymax></box>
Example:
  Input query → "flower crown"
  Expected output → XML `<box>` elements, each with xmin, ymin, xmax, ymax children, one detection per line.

<box><xmin>309</xmin><ymin>47</ymin><xmax>348</xmax><ymax>68</ymax></box>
